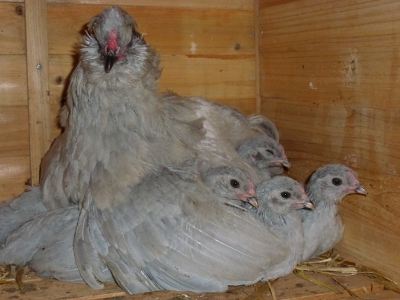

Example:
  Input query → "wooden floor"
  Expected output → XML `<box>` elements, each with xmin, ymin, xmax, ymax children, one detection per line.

<box><xmin>0</xmin><ymin>271</ymin><xmax>398</xmax><ymax>300</ymax></box>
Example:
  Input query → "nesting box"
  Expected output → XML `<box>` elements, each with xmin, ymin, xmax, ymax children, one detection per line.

<box><xmin>0</xmin><ymin>0</ymin><xmax>399</xmax><ymax>299</ymax></box>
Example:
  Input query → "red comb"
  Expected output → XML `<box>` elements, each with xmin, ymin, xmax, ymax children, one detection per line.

<box><xmin>108</xmin><ymin>29</ymin><xmax>118</xmax><ymax>51</ymax></box>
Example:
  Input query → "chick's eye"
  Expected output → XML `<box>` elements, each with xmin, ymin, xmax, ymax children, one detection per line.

<box><xmin>230</xmin><ymin>179</ymin><xmax>240</xmax><ymax>188</ymax></box>
<box><xmin>332</xmin><ymin>178</ymin><xmax>342</xmax><ymax>186</ymax></box>
<box><xmin>280</xmin><ymin>191</ymin><xmax>291</xmax><ymax>198</ymax></box>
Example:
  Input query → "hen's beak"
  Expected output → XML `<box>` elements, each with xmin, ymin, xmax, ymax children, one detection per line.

<box><xmin>355</xmin><ymin>185</ymin><xmax>367</xmax><ymax>195</ymax></box>
<box><xmin>105</xmin><ymin>50</ymin><xmax>118</xmax><ymax>73</ymax></box>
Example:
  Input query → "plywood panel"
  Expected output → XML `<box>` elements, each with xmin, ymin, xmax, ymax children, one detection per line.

<box><xmin>0</xmin><ymin>2</ymin><xmax>25</xmax><ymax>55</ymax></box>
<box><xmin>0</xmin><ymin>55</ymin><xmax>27</xmax><ymax>106</ymax></box>
<box><xmin>47</xmin><ymin>0</ymin><xmax>254</xmax><ymax>10</ymax></box>
<box><xmin>0</xmin><ymin>156</ymin><xmax>30</xmax><ymax>202</ymax></box>
<box><xmin>258</xmin><ymin>0</ymin><xmax>400</xmax><ymax>284</ymax></box>
<box><xmin>0</xmin><ymin>106</ymin><xmax>29</xmax><ymax>157</ymax></box>
<box><xmin>47</xmin><ymin>5</ymin><xmax>255</xmax><ymax>56</ymax></box>
<box><xmin>159</xmin><ymin>55</ymin><xmax>256</xmax><ymax>102</ymax></box>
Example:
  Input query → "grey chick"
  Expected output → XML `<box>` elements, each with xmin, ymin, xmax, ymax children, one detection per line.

<box><xmin>162</xmin><ymin>92</ymin><xmax>268</xmax><ymax>184</ymax></box>
<box><xmin>163</xmin><ymin>92</ymin><xmax>262</xmax><ymax>149</ymax></box>
<box><xmin>0</xmin><ymin>186</ymin><xmax>46</xmax><ymax>245</ymax></box>
<box><xmin>247</xmin><ymin>115</ymin><xmax>280</xmax><ymax>142</ymax></box>
<box><xmin>236</xmin><ymin>135</ymin><xmax>291</xmax><ymax>179</ymax></box>
<box><xmin>244</xmin><ymin>176</ymin><xmax>314</xmax><ymax>280</ymax></box>
<box><xmin>0</xmin><ymin>206</ymin><xmax>113</xmax><ymax>284</ymax></box>
<box><xmin>40</xmin><ymin>6</ymin><xmax>203</xmax><ymax>211</ymax></box>
<box><xmin>301</xmin><ymin>164</ymin><xmax>367</xmax><ymax>262</ymax></box>
<box><xmin>74</xmin><ymin>163</ymin><xmax>290</xmax><ymax>294</ymax></box>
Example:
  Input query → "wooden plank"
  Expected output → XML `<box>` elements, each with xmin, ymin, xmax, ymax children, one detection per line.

<box><xmin>254</xmin><ymin>0</ymin><xmax>261</xmax><ymax>114</ymax></box>
<box><xmin>47</xmin><ymin>5</ymin><xmax>255</xmax><ymax>56</ymax></box>
<box><xmin>259</xmin><ymin>0</ymin><xmax>400</xmax><ymax>110</ymax></box>
<box><xmin>0</xmin><ymin>156</ymin><xmax>30</xmax><ymax>202</ymax></box>
<box><xmin>0</xmin><ymin>105</ymin><xmax>30</xmax><ymax>201</ymax></box>
<box><xmin>339</xmin><ymin>290</ymin><xmax>400</xmax><ymax>299</ymax></box>
<box><xmin>0</xmin><ymin>106</ymin><xmax>29</xmax><ymax>157</ymax></box>
<box><xmin>159</xmin><ymin>55</ymin><xmax>256</xmax><ymax>105</ymax></box>
<box><xmin>0</xmin><ymin>55</ymin><xmax>27</xmax><ymax>106</ymax></box>
<box><xmin>0</xmin><ymin>2</ymin><xmax>25</xmax><ymax>54</ymax></box>
<box><xmin>258</xmin><ymin>0</ymin><xmax>400</xmax><ymax>284</ymax></box>
<box><xmin>25</xmin><ymin>0</ymin><xmax>52</xmax><ymax>185</ymax></box>
<box><xmin>47</xmin><ymin>0</ymin><xmax>254</xmax><ymax>10</ymax></box>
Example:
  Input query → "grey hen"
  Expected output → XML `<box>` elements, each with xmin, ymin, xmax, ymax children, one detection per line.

<box><xmin>301</xmin><ymin>164</ymin><xmax>367</xmax><ymax>262</ymax></box>
<box><xmin>0</xmin><ymin>186</ymin><xmax>46</xmax><ymax>245</ymax></box>
<box><xmin>40</xmin><ymin>6</ymin><xmax>203</xmax><ymax>211</ymax></box>
<box><xmin>236</xmin><ymin>135</ymin><xmax>291</xmax><ymax>179</ymax></box>
<box><xmin>75</xmin><ymin>163</ymin><xmax>291</xmax><ymax>294</ymax></box>
<box><xmin>0</xmin><ymin>206</ymin><xmax>112</xmax><ymax>283</ymax></box>
<box><xmin>244</xmin><ymin>176</ymin><xmax>314</xmax><ymax>280</ymax></box>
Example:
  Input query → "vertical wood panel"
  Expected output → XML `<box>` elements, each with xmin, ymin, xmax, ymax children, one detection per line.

<box><xmin>254</xmin><ymin>0</ymin><xmax>261</xmax><ymax>114</ymax></box>
<box><xmin>258</xmin><ymin>0</ymin><xmax>400</xmax><ymax>283</ymax></box>
<box><xmin>25</xmin><ymin>0</ymin><xmax>51</xmax><ymax>185</ymax></box>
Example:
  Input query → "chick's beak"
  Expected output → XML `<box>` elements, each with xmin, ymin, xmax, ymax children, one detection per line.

<box><xmin>282</xmin><ymin>160</ymin><xmax>291</xmax><ymax>169</ymax></box>
<box><xmin>105</xmin><ymin>50</ymin><xmax>118</xmax><ymax>73</ymax></box>
<box><xmin>304</xmin><ymin>201</ymin><xmax>315</xmax><ymax>210</ymax></box>
<box><xmin>355</xmin><ymin>185</ymin><xmax>367</xmax><ymax>196</ymax></box>
<box><xmin>247</xmin><ymin>197</ymin><xmax>259</xmax><ymax>209</ymax></box>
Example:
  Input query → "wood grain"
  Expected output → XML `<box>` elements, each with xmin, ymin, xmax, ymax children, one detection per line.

<box><xmin>0</xmin><ymin>2</ymin><xmax>25</xmax><ymax>54</ymax></box>
<box><xmin>0</xmin><ymin>156</ymin><xmax>30</xmax><ymax>202</ymax></box>
<box><xmin>0</xmin><ymin>55</ymin><xmax>27</xmax><ymax>106</ymax></box>
<box><xmin>47</xmin><ymin>0</ymin><xmax>254</xmax><ymax>10</ymax></box>
<box><xmin>47</xmin><ymin>4</ymin><xmax>255</xmax><ymax>56</ymax></box>
<box><xmin>259</xmin><ymin>0</ymin><xmax>400</xmax><ymax>284</ymax></box>
<box><xmin>25</xmin><ymin>0</ymin><xmax>52</xmax><ymax>185</ymax></box>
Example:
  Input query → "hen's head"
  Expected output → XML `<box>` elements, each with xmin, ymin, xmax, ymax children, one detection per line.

<box><xmin>87</xmin><ymin>6</ymin><xmax>139</xmax><ymax>73</ymax></box>
<box><xmin>306</xmin><ymin>164</ymin><xmax>367</xmax><ymax>205</ymax></box>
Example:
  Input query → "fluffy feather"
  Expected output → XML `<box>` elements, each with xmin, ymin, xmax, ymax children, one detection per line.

<box><xmin>76</xmin><ymin>163</ymin><xmax>288</xmax><ymax>294</ymax></box>
<box><xmin>244</xmin><ymin>176</ymin><xmax>313</xmax><ymax>280</ymax></box>
<box><xmin>0</xmin><ymin>186</ymin><xmax>46</xmax><ymax>245</ymax></box>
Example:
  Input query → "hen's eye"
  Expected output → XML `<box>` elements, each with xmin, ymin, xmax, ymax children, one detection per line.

<box><xmin>281</xmin><ymin>191</ymin><xmax>291</xmax><ymax>198</ymax></box>
<box><xmin>266</xmin><ymin>149</ymin><xmax>274</xmax><ymax>155</ymax></box>
<box><xmin>230</xmin><ymin>179</ymin><xmax>240</xmax><ymax>188</ymax></box>
<box><xmin>332</xmin><ymin>178</ymin><xmax>342</xmax><ymax>186</ymax></box>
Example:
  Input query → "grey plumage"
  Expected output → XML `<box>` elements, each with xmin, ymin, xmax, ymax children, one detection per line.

<box><xmin>236</xmin><ymin>135</ymin><xmax>290</xmax><ymax>179</ymax></box>
<box><xmin>40</xmin><ymin>6</ymin><xmax>204</xmax><ymax>211</ymax></box>
<box><xmin>301</xmin><ymin>164</ymin><xmax>367</xmax><ymax>262</ymax></box>
<box><xmin>75</xmin><ymin>163</ymin><xmax>289</xmax><ymax>294</ymax></box>
<box><xmin>244</xmin><ymin>176</ymin><xmax>314</xmax><ymax>280</ymax></box>
<box><xmin>0</xmin><ymin>186</ymin><xmax>46</xmax><ymax>245</ymax></box>
<box><xmin>0</xmin><ymin>206</ymin><xmax>113</xmax><ymax>283</ymax></box>
<box><xmin>247</xmin><ymin>115</ymin><xmax>280</xmax><ymax>142</ymax></box>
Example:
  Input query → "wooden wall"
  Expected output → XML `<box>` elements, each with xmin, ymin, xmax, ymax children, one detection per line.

<box><xmin>258</xmin><ymin>0</ymin><xmax>400</xmax><ymax>284</ymax></box>
<box><xmin>2</xmin><ymin>0</ymin><xmax>399</xmax><ymax>288</ymax></box>
<box><xmin>0</xmin><ymin>0</ymin><xmax>256</xmax><ymax>201</ymax></box>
